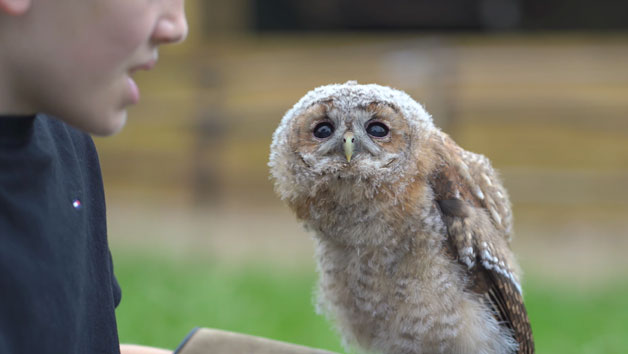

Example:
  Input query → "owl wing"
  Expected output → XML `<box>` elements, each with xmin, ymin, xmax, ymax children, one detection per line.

<box><xmin>429</xmin><ymin>135</ymin><xmax>534</xmax><ymax>354</ymax></box>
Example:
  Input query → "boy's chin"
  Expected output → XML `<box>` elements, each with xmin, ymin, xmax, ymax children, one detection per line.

<box><xmin>64</xmin><ymin>109</ymin><xmax>128</xmax><ymax>136</ymax></box>
<box><xmin>92</xmin><ymin>110</ymin><xmax>128</xmax><ymax>136</ymax></box>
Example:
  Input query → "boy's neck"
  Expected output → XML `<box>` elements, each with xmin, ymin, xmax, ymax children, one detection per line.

<box><xmin>0</xmin><ymin>85</ymin><xmax>36</xmax><ymax>116</ymax></box>
<box><xmin>0</xmin><ymin>54</ymin><xmax>36</xmax><ymax>116</ymax></box>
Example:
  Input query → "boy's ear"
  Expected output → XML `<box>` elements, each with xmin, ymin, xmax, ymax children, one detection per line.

<box><xmin>0</xmin><ymin>0</ymin><xmax>31</xmax><ymax>16</ymax></box>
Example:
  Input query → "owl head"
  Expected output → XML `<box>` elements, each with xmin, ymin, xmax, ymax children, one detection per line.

<box><xmin>270</xmin><ymin>81</ymin><xmax>437</xmax><ymax>209</ymax></box>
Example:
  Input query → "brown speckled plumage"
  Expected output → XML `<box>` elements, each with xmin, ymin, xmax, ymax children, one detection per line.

<box><xmin>269</xmin><ymin>82</ymin><xmax>534</xmax><ymax>354</ymax></box>
<box><xmin>431</xmin><ymin>138</ymin><xmax>534</xmax><ymax>353</ymax></box>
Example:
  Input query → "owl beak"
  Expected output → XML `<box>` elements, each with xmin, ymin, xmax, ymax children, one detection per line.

<box><xmin>343</xmin><ymin>131</ymin><xmax>355</xmax><ymax>162</ymax></box>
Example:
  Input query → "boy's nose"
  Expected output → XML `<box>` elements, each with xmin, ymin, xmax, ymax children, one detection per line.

<box><xmin>153</xmin><ymin>0</ymin><xmax>188</xmax><ymax>44</ymax></box>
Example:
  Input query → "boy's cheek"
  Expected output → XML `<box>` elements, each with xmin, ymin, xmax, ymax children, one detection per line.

<box><xmin>66</xmin><ymin>2</ymin><xmax>156</xmax><ymax>81</ymax></box>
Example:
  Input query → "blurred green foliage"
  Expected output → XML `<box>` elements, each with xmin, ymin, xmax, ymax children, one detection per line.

<box><xmin>114</xmin><ymin>250</ymin><xmax>628</xmax><ymax>354</ymax></box>
<box><xmin>114</xmin><ymin>250</ymin><xmax>345</xmax><ymax>352</ymax></box>
<box><xmin>525</xmin><ymin>277</ymin><xmax>628</xmax><ymax>354</ymax></box>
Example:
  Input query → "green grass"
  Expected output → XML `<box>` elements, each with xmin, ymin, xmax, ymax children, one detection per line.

<box><xmin>114</xmin><ymin>250</ymin><xmax>628</xmax><ymax>353</ymax></box>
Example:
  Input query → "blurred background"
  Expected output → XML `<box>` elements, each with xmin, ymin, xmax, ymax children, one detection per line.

<box><xmin>96</xmin><ymin>1</ymin><xmax>628</xmax><ymax>353</ymax></box>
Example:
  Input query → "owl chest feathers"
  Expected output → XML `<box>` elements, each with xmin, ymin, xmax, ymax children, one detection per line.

<box><xmin>313</xmin><ymin>215</ymin><xmax>476</xmax><ymax>354</ymax></box>
<box><xmin>307</xmin><ymin>185</ymin><xmax>516</xmax><ymax>354</ymax></box>
<box><xmin>308</xmin><ymin>185</ymin><xmax>455</xmax><ymax>347</ymax></box>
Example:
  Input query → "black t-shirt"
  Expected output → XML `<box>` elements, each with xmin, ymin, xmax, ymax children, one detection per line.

<box><xmin>0</xmin><ymin>114</ymin><xmax>121</xmax><ymax>353</ymax></box>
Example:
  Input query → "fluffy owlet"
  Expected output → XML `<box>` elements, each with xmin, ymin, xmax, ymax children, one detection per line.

<box><xmin>269</xmin><ymin>82</ymin><xmax>534</xmax><ymax>354</ymax></box>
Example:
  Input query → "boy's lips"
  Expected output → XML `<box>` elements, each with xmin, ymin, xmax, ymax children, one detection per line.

<box><xmin>127</xmin><ymin>77</ymin><xmax>140</xmax><ymax>104</ymax></box>
<box><xmin>130</xmin><ymin>58</ymin><xmax>157</xmax><ymax>73</ymax></box>
<box><xmin>125</xmin><ymin>58</ymin><xmax>157</xmax><ymax>105</ymax></box>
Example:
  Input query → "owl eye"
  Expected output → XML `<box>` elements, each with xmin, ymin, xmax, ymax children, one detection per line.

<box><xmin>313</xmin><ymin>122</ymin><xmax>334</xmax><ymax>139</ymax></box>
<box><xmin>366</xmin><ymin>122</ymin><xmax>389</xmax><ymax>137</ymax></box>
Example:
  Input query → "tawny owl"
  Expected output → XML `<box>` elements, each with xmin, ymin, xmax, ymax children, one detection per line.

<box><xmin>269</xmin><ymin>81</ymin><xmax>534</xmax><ymax>354</ymax></box>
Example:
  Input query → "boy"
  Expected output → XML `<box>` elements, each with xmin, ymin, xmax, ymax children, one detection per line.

<box><xmin>0</xmin><ymin>0</ymin><xmax>187</xmax><ymax>353</ymax></box>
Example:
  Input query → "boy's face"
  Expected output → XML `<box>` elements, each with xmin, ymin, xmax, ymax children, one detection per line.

<box><xmin>1</xmin><ymin>0</ymin><xmax>187</xmax><ymax>135</ymax></box>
